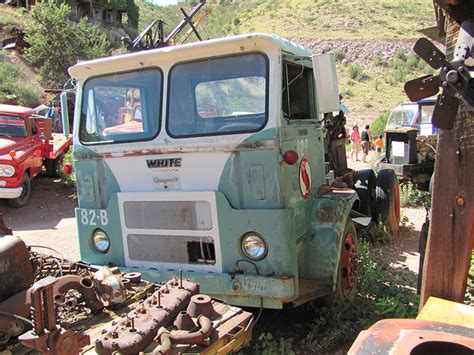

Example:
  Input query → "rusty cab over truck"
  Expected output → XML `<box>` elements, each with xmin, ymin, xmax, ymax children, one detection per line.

<box><xmin>0</xmin><ymin>104</ymin><xmax>72</xmax><ymax>207</ymax></box>
<box><xmin>67</xmin><ymin>33</ymin><xmax>400</xmax><ymax>309</ymax></box>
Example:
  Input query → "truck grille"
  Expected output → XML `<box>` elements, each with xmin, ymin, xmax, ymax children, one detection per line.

<box><xmin>118</xmin><ymin>192</ymin><xmax>221</xmax><ymax>273</ymax></box>
<box><xmin>127</xmin><ymin>234</ymin><xmax>215</xmax><ymax>264</ymax></box>
<box><xmin>123</xmin><ymin>201</ymin><xmax>212</xmax><ymax>230</ymax></box>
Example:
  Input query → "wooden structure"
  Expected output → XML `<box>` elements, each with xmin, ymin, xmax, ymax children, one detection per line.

<box><xmin>14</xmin><ymin>0</ymin><xmax>127</xmax><ymax>26</ymax></box>
<box><xmin>420</xmin><ymin>14</ymin><xmax>474</xmax><ymax>307</ymax></box>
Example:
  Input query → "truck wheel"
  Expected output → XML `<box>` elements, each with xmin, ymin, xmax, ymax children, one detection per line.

<box><xmin>45</xmin><ymin>155</ymin><xmax>62</xmax><ymax>178</ymax></box>
<box><xmin>354</xmin><ymin>169</ymin><xmax>376</xmax><ymax>217</ymax></box>
<box><xmin>321</xmin><ymin>220</ymin><xmax>358</xmax><ymax>305</ymax></box>
<box><xmin>8</xmin><ymin>173</ymin><xmax>31</xmax><ymax>208</ymax></box>
<box><xmin>375</xmin><ymin>169</ymin><xmax>400</xmax><ymax>236</ymax></box>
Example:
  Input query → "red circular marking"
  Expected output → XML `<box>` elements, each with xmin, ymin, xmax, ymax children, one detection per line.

<box><xmin>299</xmin><ymin>158</ymin><xmax>311</xmax><ymax>199</ymax></box>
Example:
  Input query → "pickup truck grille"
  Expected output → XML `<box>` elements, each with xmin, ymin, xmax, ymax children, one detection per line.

<box><xmin>118</xmin><ymin>192</ymin><xmax>221</xmax><ymax>273</ymax></box>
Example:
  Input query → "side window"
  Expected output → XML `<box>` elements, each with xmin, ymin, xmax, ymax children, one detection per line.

<box><xmin>80</xmin><ymin>68</ymin><xmax>162</xmax><ymax>144</ymax></box>
<box><xmin>282</xmin><ymin>62</ymin><xmax>314</xmax><ymax>120</ymax></box>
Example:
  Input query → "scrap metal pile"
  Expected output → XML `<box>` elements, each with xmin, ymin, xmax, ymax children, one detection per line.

<box><xmin>0</xmin><ymin>235</ymin><xmax>253</xmax><ymax>354</ymax></box>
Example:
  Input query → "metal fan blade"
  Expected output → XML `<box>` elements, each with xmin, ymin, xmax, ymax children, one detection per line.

<box><xmin>413</xmin><ymin>38</ymin><xmax>447</xmax><ymax>69</ymax></box>
<box><xmin>432</xmin><ymin>90</ymin><xmax>460</xmax><ymax>130</ymax></box>
<box><xmin>404</xmin><ymin>75</ymin><xmax>442</xmax><ymax>102</ymax></box>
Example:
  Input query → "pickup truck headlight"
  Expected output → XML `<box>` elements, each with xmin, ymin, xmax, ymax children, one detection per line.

<box><xmin>241</xmin><ymin>232</ymin><xmax>268</xmax><ymax>260</ymax></box>
<box><xmin>92</xmin><ymin>229</ymin><xmax>110</xmax><ymax>253</ymax></box>
<box><xmin>0</xmin><ymin>164</ymin><xmax>15</xmax><ymax>177</ymax></box>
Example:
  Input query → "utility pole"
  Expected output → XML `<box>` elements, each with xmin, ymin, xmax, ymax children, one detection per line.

<box><xmin>420</xmin><ymin>15</ymin><xmax>474</xmax><ymax>307</ymax></box>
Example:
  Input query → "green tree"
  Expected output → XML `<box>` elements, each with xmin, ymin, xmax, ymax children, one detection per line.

<box><xmin>25</xmin><ymin>0</ymin><xmax>110</xmax><ymax>88</ymax></box>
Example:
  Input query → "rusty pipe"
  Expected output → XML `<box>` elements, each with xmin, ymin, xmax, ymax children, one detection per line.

<box><xmin>0</xmin><ymin>275</ymin><xmax>104</xmax><ymax>319</ymax></box>
<box><xmin>154</xmin><ymin>316</ymin><xmax>213</xmax><ymax>355</ymax></box>
<box><xmin>52</xmin><ymin>275</ymin><xmax>104</xmax><ymax>314</ymax></box>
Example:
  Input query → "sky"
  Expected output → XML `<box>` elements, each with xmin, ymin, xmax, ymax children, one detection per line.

<box><xmin>152</xmin><ymin>0</ymin><xmax>179</xmax><ymax>6</ymax></box>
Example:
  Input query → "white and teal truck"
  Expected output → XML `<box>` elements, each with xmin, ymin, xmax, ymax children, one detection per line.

<box><xmin>66</xmin><ymin>33</ymin><xmax>400</xmax><ymax>309</ymax></box>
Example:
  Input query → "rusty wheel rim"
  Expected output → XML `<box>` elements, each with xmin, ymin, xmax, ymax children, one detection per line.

<box><xmin>341</xmin><ymin>232</ymin><xmax>357</xmax><ymax>296</ymax></box>
<box><xmin>394</xmin><ymin>182</ymin><xmax>400</xmax><ymax>223</ymax></box>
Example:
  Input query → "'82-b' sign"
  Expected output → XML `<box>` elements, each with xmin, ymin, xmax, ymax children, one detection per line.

<box><xmin>79</xmin><ymin>209</ymin><xmax>109</xmax><ymax>226</ymax></box>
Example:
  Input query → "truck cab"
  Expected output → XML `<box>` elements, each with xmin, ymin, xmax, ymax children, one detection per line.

<box><xmin>0</xmin><ymin>104</ymin><xmax>43</xmax><ymax>207</ymax></box>
<box><xmin>69</xmin><ymin>33</ymin><xmax>399</xmax><ymax>308</ymax></box>
<box><xmin>375</xmin><ymin>100</ymin><xmax>437</xmax><ymax>187</ymax></box>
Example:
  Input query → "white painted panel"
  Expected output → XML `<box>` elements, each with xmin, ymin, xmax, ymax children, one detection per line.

<box><xmin>392</xmin><ymin>141</ymin><xmax>405</xmax><ymax>157</ymax></box>
<box><xmin>312</xmin><ymin>53</ymin><xmax>341</xmax><ymax>114</ymax></box>
<box><xmin>106</xmin><ymin>152</ymin><xmax>231</xmax><ymax>192</ymax></box>
<box><xmin>118</xmin><ymin>191</ymin><xmax>222</xmax><ymax>273</ymax></box>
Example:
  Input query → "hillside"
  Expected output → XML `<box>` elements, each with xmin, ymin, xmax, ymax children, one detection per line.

<box><xmin>0</xmin><ymin>0</ymin><xmax>436</xmax><ymax>127</ymax></box>
<box><xmin>136</xmin><ymin>0</ymin><xmax>436</xmax><ymax>128</ymax></box>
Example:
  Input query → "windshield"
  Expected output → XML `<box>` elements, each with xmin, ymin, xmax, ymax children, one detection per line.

<box><xmin>386</xmin><ymin>104</ymin><xmax>418</xmax><ymax>129</ymax></box>
<box><xmin>0</xmin><ymin>115</ymin><xmax>27</xmax><ymax>137</ymax></box>
<box><xmin>420</xmin><ymin>104</ymin><xmax>434</xmax><ymax>124</ymax></box>
<box><xmin>167</xmin><ymin>53</ymin><xmax>268</xmax><ymax>137</ymax></box>
<box><xmin>79</xmin><ymin>68</ymin><xmax>162</xmax><ymax>144</ymax></box>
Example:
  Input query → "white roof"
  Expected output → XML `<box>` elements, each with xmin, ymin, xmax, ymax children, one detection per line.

<box><xmin>69</xmin><ymin>33</ymin><xmax>312</xmax><ymax>80</ymax></box>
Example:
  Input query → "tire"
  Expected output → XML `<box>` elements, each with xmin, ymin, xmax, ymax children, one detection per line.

<box><xmin>8</xmin><ymin>173</ymin><xmax>31</xmax><ymax>208</ymax></box>
<box><xmin>375</xmin><ymin>169</ymin><xmax>400</xmax><ymax>236</ymax></box>
<box><xmin>321</xmin><ymin>219</ymin><xmax>358</xmax><ymax>305</ymax></box>
<box><xmin>354</xmin><ymin>169</ymin><xmax>376</xmax><ymax>217</ymax></box>
<box><xmin>45</xmin><ymin>155</ymin><xmax>62</xmax><ymax>178</ymax></box>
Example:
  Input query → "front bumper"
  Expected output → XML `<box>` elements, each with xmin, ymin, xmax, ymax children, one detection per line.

<box><xmin>0</xmin><ymin>186</ymin><xmax>23</xmax><ymax>199</ymax></box>
<box><xmin>376</xmin><ymin>162</ymin><xmax>434</xmax><ymax>181</ymax></box>
<box><xmin>119</xmin><ymin>267</ymin><xmax>296</xmax><ymax>309</ymax></box>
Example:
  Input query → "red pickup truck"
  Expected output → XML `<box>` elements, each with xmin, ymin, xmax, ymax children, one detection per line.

<box><xmin>0</xmin><ymin>104</ymin><xmax>72</xmax><ymax>207</ymax></box>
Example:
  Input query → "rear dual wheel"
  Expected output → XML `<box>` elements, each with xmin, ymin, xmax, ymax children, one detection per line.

<box><xmin>375</xmin><ymin>169</ymin><xmax>400</xmax><ymax>236</ymax></box>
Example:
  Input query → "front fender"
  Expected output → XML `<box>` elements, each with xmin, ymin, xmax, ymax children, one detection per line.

<box><xmin>299</xmin><ymin>189</ymin><xmax>359</xmax><ymax>285</ymax></box>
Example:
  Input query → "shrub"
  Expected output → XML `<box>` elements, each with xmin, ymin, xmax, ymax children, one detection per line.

<box><xmin>59</xmin><ymin>150</ymin><xmax>76</xmax><ymax>187</ymax></box>
<box><xmin>334</xmin><ymin>49</ymin><xmax>345</xmax><ymax>62</ymax></box>
<box><xmin>400</xmin><ymin>182</ymin><xmax>431</xmax><ymax>208</ymax></box>
<box><xmin>0</xmin><ymin>62</ymin><xmax>41</xmax><ymax>106</ymax></box>
<box><xmin>373</xmin><ymin>55</ymin><xmax>385</xmax><ymax>66</ymax></box>
<box><xmin>370</xmin><ymin>110</ymin><xmax>389</xmax><ymax>138</ymax></box>
<box><xmin>25</xmin><ymin>0</ymin><xmax>110</xmax><ymax>88</ymax></box>
<box><xmin>347</xmin><ymin>63</ymin><xmax>365</xmax><ymax>81</ymax></box>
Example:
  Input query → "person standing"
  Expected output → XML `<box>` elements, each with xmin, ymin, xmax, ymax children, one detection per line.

<box><xmin>51</xmin><ymin>103</ymin><xmax>63</xmax><ymax>133</ymax></box>
<box><xmin>350</xmin><ymin>125</ymin><xmax>361</xmax><ymax>161</ymax></box>
<box><xmin>375</xmin><ymin>135</ymin><xmax>384</xmax><ymax>155</ymax></box>
<box><xmin>361</xmin><ymin>124</ymin><xmax>372</xmax><ymax>163</ymax></box>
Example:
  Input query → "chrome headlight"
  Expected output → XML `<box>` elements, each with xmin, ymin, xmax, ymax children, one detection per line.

<box><xmin>92</xmin><ymin>229</ymin><xmax>110</xmax><ymax>253</ymax></box>
<box><xmin>0</xmin><ymin>164</ymin><xmax>15</xmax><ymax>177</ymax></box>
<box><xmin>241</xmin><ymin>232</ymin><xmax>268</xmax><ymax>260</ymax></box>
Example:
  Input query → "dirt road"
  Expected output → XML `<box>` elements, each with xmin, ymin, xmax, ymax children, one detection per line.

<box><xmin>0</xmin><ymin>176</ymin><xmax>79</xmax><ymax>261</ymax></box>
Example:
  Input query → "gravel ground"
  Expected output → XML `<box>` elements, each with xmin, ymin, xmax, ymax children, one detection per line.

<box><xmin>0</xmin><ymin>175</ymin><xmax>80</xmax><ymax>261</ymax></box>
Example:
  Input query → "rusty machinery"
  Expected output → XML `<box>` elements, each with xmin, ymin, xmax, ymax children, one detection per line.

<box><xmin>405</xmin><ymin>1</ymin><xmax>474</xmax><ymax>131</ymax></box>
<box><xmin>124</xmin><ymin>0</ymin><xmax>208</xmax><ymax>52</ymax></box>
<box><xmin>0</xmin><ymin>234</ymin><xmax>253</xmax><ymax>354</ymax></box>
